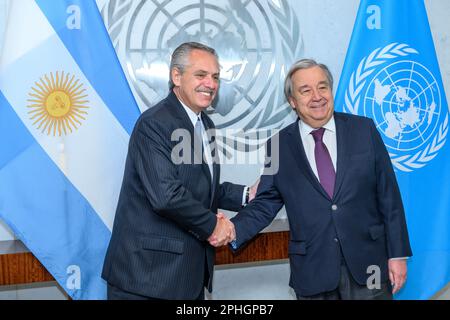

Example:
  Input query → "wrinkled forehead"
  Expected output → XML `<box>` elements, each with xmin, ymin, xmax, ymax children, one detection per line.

<box><xmin>292</xmin><ymin>66</ymin><xmax>330</xmax><ymax>86</ymax></box>
<box><xmin>186</xmin><ymin>49</ymin><xmax>220</xmax><ymax>71</ymax></box>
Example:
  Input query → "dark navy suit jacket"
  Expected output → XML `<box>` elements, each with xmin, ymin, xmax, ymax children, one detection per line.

<box><xmin>102</xmin><ymin>92</ymin><xmax>244</xmax><ymax>299</ymax></box>
<box><xmin>231</xmin><ymin>112</ymin><xmax>412</xmax><ymax>297</ymax></box>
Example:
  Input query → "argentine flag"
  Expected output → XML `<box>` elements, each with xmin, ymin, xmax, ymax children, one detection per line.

<box><xmin>0</xmin><ymin>0</ymin><xmax>140</xmax><ymax>299</ymax></box>
<box><xmin>335</xmin><ymin>0</ymin><xmax>450</xmax><ymax>299</ymax></box>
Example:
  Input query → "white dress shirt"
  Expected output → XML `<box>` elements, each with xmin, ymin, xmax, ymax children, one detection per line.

<box><xmin>179</xmin><ymin>101</ymin><xmax>214</xmax><ymax>178</ymax></box>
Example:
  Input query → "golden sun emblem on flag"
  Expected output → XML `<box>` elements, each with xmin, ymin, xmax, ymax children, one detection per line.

<box><xmin>27</xmin><ymin>71</ymin><xmax>89</xmax><ymax>136</ymax></box>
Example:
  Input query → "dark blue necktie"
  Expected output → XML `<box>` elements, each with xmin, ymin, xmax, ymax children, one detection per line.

<box><xmin>311</xmin><ymin>128</ymin><xmax>335</xmax><ymax>198</ymax></box>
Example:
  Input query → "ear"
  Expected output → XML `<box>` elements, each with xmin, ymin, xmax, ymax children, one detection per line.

<box><xmin>171</xmin><ymin>68</ymin><xmax>182</xmax><ymax>87</ymax></box>
<box><xmin>288</xmin><ymin>97</ymin><xmax>297</xmax><ymax>110</ymax></box>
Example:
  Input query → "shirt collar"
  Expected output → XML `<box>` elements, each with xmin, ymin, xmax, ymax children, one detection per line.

<box><xmin>177</xmin><ymin>98</ymin><xmax>202</xmax><ymax>127</ymax></box>
<box><xmin>299</xmin><ymin>115</ymin><xmax>336</xmax><ymax>136</ymax></box>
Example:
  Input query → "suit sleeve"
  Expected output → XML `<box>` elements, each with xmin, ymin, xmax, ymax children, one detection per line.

<box><xmin>131</xmin><ymin>118</ymin><xmax>216</xmax><ymax>240</ymax></box>
<box><xmin>217</xmin><ymin>182</ymin><xmax>245</xmax><ymax>212</ymax></box>
<box><xmin>231</xmin><ymin>140</ymin><xmax>284</xmax><ymax>249</ymax></box>
<box><xmin>370</xmin><ymin>119</ymin><xmax>412</xmax><ymax>258</ymax></box>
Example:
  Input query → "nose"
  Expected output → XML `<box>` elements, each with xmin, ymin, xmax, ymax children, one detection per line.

<box><xmin>204</xmin><ymin>75</ymin><xmax>218</xmax><ymax>89</ymax></box>
<box><xmin>311</xmin><ymin>88</ymin><xmax>321</xmax><ymax>101</ymax></box>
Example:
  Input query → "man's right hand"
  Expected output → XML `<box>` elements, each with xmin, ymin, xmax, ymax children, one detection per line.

<box><xmin>208</xmin><ymin>212</ymin><xmax>235</xmax><ymax>247</ymax></box>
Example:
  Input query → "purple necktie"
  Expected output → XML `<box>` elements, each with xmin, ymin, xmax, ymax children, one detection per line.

<box><xmin>311</xmin><ymin>128</ymin><xmax>335</xmax><ymax>198</ymax></box>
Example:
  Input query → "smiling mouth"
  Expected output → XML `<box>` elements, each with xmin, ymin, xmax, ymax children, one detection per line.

<box><xmin>197</xmin><ymin>90</ymin><xmax>214</xmax><ymax>98</ymax></box>
<box><xmin>310</xmin><ymin>99</ymin><xmax>328</xmax><ymax>108</ymax></box>
<box><xmin>310</xmin><ymin>104</ymin><xmax>326</xmax><ymax>109</ymax></box>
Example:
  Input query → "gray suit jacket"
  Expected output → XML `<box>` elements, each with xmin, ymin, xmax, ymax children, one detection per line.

<box><xmin>102</xmin><ymin>92</ymin><xmax>245</xmax><ymax>299</ymax></box>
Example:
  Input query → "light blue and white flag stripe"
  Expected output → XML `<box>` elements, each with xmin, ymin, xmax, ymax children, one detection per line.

<box><xmin>34</xmin><ymin>0</ymin><xmax>137</xmax><ymax>134</ymax></box>
<box><xmin>0</xmin><ymin>0</ymin><xmax>140</xmax><ymax>299</ymax></box>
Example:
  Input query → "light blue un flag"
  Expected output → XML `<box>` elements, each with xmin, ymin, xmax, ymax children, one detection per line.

<box><xmin>335</xmin><ymin>0</ymin><xmax>450</xmax><ymax>299</ymax></box>
<box><xmin>0</xmin><ymin>0</ymin><xmax>140</xmax><ymax>299</ymax></box>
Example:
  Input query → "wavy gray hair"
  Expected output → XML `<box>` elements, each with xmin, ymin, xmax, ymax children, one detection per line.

<box><xmin>284</xmin><ymin>58</ymin><xmax>333</xmax><ymax>101</ymax></box>
<box><xmin>169</xmin><ymin>42</ymin><xmax>219</xmax><ymax>89</ymax></box>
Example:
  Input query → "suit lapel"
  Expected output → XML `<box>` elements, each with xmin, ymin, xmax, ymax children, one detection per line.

<box><xmin>168</xmin><ymin>93</ymin><xmax>213</xmax><ymax>188</ymax></box>
<box><xmin>201</xmin><ymin>113</ymin><xmax>217</xmax><ymax>205</ymax></box>
<box><xmin>287</xmin><ymin>120</ymin><xmax>329</xmax><ymax>199</ymax></box>
<box><xmin>333</xmin><ymin>113</ymin><xmax>350</xmax><ymax>198</ymax></box>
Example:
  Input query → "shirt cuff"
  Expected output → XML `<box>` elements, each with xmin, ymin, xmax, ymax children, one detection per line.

<box><xmin>241</xmin><ymin>186</ymin><xmax>249</xmax><ymax>206</ymax></box>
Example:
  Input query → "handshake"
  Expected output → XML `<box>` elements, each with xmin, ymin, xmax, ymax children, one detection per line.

<box><xmin>207</xmin><ymin>212</ymin><xmax>235</xmax><ymax>247</ymax></box>
<box><xmin>207</xmin><ymin>179</ymin><xmax>259</xmax><ymax>248</ymax></box>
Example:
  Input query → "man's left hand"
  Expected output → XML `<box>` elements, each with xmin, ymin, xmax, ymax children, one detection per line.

<box><xmin>388</xmin><ymin>259</ymin><xmax>407</xmax><ymax>294</ymax></box>
<box><xmin>248</xmin><ymin>178</ymin><xmax>260</xmax><ymax>202</ymax></box>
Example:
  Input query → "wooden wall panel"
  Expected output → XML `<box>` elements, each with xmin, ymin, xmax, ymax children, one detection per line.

<box><xmin>0</xmin><ymin>231</ymin><xmax>289</xmax><ymax>285</ymax></box>
<box><xmin>0</xmin><ymin>252</ymin><xmax>54</xmax><ymax>285</ymax></box>
<box><xmin>215</xmin><ymin>231</ymin><xmax>289</xmax><ymax>265</ymax></box>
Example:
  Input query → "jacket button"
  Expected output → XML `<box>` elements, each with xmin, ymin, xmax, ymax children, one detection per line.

<box><xmin>334</xmin><ymin>238</ymin><xmax>339</xmax><ymax>243</ymax></box>
<box><xmin>331</xmin><ymin>204</ymin><xmax>338</xmax><ymax>211</ymax></box>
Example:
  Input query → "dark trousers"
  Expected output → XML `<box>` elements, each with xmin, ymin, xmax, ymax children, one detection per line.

<box><xmin>297</xmin><ymin>259</ymin><xmax>393</xmax><ymax>300</ymax></box>
<box><xmin>107</xmin><ymin>283</ymin><xmax>205</xmax><ymax>300</ymax></box>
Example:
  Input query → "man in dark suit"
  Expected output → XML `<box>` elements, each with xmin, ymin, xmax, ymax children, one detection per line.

<box><xmin>102</xmin><ymin>42</ymin><xmax>256</xmax><ymax>300</ymax></box>
<box><xmin>227</xmin><ymin>59</ymin><xmax>412</xmax><ymax>299</ymax></box>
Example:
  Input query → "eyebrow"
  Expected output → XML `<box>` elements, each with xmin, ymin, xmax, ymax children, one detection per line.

<box><xmin>298</xmin><ymin>81</ymin><xmax>329</xmax><ymax>90</ymax></box>
<box><xmin>194</xmin><ymin>70</ymin><xmax>220</xmax><ymax>77</ymax></box>
<box><xmin>298</xmin><ymin>84</ymin><xmax>310</xmax><ymax>90</ymax></box>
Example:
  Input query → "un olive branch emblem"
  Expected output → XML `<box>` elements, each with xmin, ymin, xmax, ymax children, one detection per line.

<box><xmin>100</xmin><ymin>0</ymin><xmax>132</xmax><ymax>50</ymax></box>
<box><xmin>256</xmin><ymin>0</ymin><xmax>302</xmax><ymax>129</ymax></box>
<box><xmin>223</xmin><ymin>0</ymin><xmax>304</xmax><ymax>156</ymax></box>
<box><xmin>343</xmin><ymin>43</ymin><xmax>448</xmax><ymax>172</ymax></box>
<box><xmin>101</xmin><ymin>0</ymin><xmax>303</xmax><ymax>156</ymax></box>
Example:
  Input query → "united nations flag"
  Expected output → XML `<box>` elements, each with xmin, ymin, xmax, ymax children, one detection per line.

<box><xmin>335</xmin><ymin>0</ymin><xmax>450</xmax><ymax>299</ymax></box>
